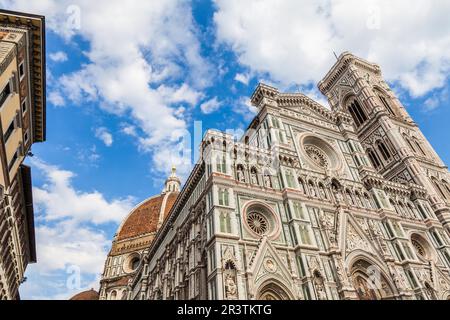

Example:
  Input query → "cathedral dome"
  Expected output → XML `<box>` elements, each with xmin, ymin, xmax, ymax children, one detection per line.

<box><xmin>70</xmin><ymin>289</ymin><xmax>99</xmax><ymax>300</ymax></box>
<box><xmin>115</xmin><ymin>167</ymin><xmax>181</xmax><ymax>242</ymax></box>
<box><xmin>116</xmin><ymin>192</ymin><xmax>179</xmax><ymax>241</ymax></box>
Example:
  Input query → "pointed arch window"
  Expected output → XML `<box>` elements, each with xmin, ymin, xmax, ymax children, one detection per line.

<box><xmin>403</xmin><ymin>134</ymin><xmax>416</xmax><ymax>153</ymax></box>
<box><xmin>220</xmin><ymin>212</ymin><xmax>232</xmax><ymax>234</ymax></box>
<box><xmin>443</xmin><ymin>180</ymin><xmax>450</xmax><ymax>197</ymax></box>
<box><xmin>299</xmin><ymin>224</ymin><xmax>312</xmax><ymax>245</ymax></box>
<box><xmin>432</xmin><ymin>178</ymin><xmax>448</xmax><ymax>200</ymax></box>
<box><xmin>298</xmin><ymin>178</ymin><xmax>307</xmax><ymax>194</ymax></box>
<box><xmin>346</xmin><ymin>189</ymin><xmax>355</xmax><ymax>206</ymax></box>
<box><xmin>216</xmin><ymin>154</ymin><xmax>227</xmax><ymax>173</ymax></box>
<box><xmin>414</xmin><ymin>139</ymin><xmax>426</xmax><ymax>156</ymax></box>
<box><xmin>308</xmin><ymin>180</ymin><xmax>317</xmax><ymax>197</ymax></box>
<box><xmin>218</xmin><ymin>188</ymin><xmax>230</xmax><ymax>206</ymax></box>
<box><xmin>348</xmin><ymin>99</ymin><xmax>368</xmax><ymax>128</ymax></box>
<box><xmin>367</xmin><ymin>149</ymin><xmax>382</xmax><ymax>169</ymax></box>
<box><xmin>285</xmin><ymin>170</ymin><xmax>296</xmax><ymax>189</ymax></box>
<box><xmin>376</xmin><ymin>140</ymin><xmax>391</xmax><ymax>161</ymax></box>
<box><xmin>318</xmin><ymin>183</ymin><xmax>328</xmax><ymax>200</ymax></box>
<box><xmin>379</xmin><ymin>95</ymin><xmax>396</xmax><ymax>116</ymax></box>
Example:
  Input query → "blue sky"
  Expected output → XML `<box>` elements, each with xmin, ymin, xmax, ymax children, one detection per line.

<box><xmin>0</xmin><ymin>0</ymin><xmax>449</xmax><ymax>299</ymax></box>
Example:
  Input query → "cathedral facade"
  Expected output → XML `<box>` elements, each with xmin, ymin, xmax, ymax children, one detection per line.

<box><xmin>99</xmin><ymin>52</ymin><xmax>450</xmax><ymax>301</ymax></box>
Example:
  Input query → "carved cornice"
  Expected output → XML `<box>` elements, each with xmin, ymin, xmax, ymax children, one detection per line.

<box><xmin>318</xmin><ymin>52</ymin><xmax>382</xmax><ymax>95</ymax></box>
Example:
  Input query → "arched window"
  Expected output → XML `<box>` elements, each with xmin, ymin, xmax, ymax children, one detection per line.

<box><xmin>308</xmin><ymin>180</ymin><xmax>317</xmax><ymax>197</ymax></box>
<box><xmin>367</xmin><ymin>149</ymin><xmax>382</xmax><ymax>169</ymax></box>
<box><xmin>378</xmin><ymin>95</ymin><xmax>396</xmax><ymax>116</ymax></box>
<box><xmin>443</xmin><ymin>180</ymin><xmax>450</xmax><ymax>196</ymax></box>
<box><xmin>432</xmin><ymin>178</ymin><xmax>448</xmax><ymax>200</ymax></box>
<box><xmin>346</xmin><ymin>189</ymin><xmax>355</xmax><ymax>205</ymax></box>
<box><xmin>284</xmin><ymin>170</ymin><xmax>296</xmax><ymax>189</ymax></box>
<box><xmin>250</xmin><ymin>167</ymin><xmax>259</xmax><ymax>185</ymax></box>
<box><xmin>348</xmin><ymin>99</ymin><xmax>368</xmax><ymax>128</ymax></box>
<box><xmin>354</xmin><ymin>191</ymin><xmax>363</xmax><ymax>207</ymax></box>
<box><xmin>403</xmin><ymin>134</ymin><xmax>416</xmax><ymax>153</ymax></box>
<box><xmin>407</xmin><ymin>202</ymin><xmax>418</xmax><ymax>219</ymax></box>
<box><xmin>220</xmin><ymin>212</ymin><xmax>232</xmax><ymax>234</ymax></box>
<box><xmin>110</xmin><ymin>290</ymin><xmax>117</xmax><ymax>300</ymax></box>
<box><xmin>216</xmin><ymin>154</ymin><xmax>227</xmax><ymax>173</ymax></box>
<box><xmin>414</xmin><ymin>139</ymin><xmax>426</xmax><ymax>156</ymax></box>
<box><xmin>318</xmin><ymin>183</ymin><xmax>328</xmax><ymax>200</ymax></box>
<box><xmin>389</xmin><ymin>199</ymin><xmax>400</xmax><ymax>215</ymax></box>
<box><xmin>376</xmin><ymin>140</ymin><xmax>391</xmax><ymax>161</ymax></box>
<box><xmin>364</xmin><ymin>193</ymin><xmax>373</xmax><ymax>209</ymax></box>
<box><xmin>298</xmin><ymin>178</ymin><xmax>307</xmax><ymax>194</ymax></box>
<box><xmin>219</xmin><ymin>188</ymin><xmax>230</xmax><ymax>206</ymax></box>
<box><xmin>398</xmin><ymin>201</ymin><xmax>407</xmax><ymax>217</ymax></box>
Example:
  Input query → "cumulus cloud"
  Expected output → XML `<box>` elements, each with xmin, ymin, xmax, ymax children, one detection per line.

<box><xmin>48</xmin><ymin>90</ymin><xmax>65</xmax><ymax>107</ymax></box>
<box><xmin>1</xmin><ymin>0</ymin><xmax>213</xmax><ymax>178</ymax></box>
<box><xmin>214</xmin><ymin>0</ymin><xmax>450</xmax><ymax>98</ymax></box>
<box><xmin>31</xmin><ymin>159</ymin><xmax>134</xmax><ymax>224</ymax></box>
<box><xmin>233</xmin><ymin>97</ymin><xmax>258</xmax><ymax>122</ymax></box>
<box><xmin>200</xmin><ymin>97</ymin><xmax>222</xmax><ymax>114</ymax></box>
<box><xmin>94</xmin><ymin>127</ymin><xmax>113</xmax><ymax>147</ymax></box>
<box><xmin>49</xmin><ymin>51</ymin><xmax>68</xmax><ymax>62</ymax></box>
<box><xmin>234</xmin><ymin>72</ymin><xmax>251</xmax><ymax>85</ymax></box>
<box><xmin>18</xmin><ymin>159</ymin><xmax>136</xmax><ymax>299</ymax></box>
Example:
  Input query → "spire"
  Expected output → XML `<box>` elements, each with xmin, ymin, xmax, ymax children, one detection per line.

<box><xmin>163</xmin><ymin>166</ymin><xmax>181</xmax><ymax>193</ymax></box>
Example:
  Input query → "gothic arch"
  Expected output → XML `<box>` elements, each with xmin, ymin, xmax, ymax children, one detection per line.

<box><xmin>431</xmin><ymin>177</ymin><xmax>448</xmax><ymax>201</ymax></box>
<box><xmin>256</xmin><ymin>279</ymin><xmax>295</xmax><ymax>301</ymax></box>
<box><xmin>374</xmin><ymin>87</ymin><xmax>396</xmax><ymax>116</ymax></box>
<box><xmin>344</xmin><ymin>96</ymin><xmax>368</xmax><ymax>128</ymax></box>
<box><xmin>346</xmin><ymin>252</ymin><xmax>397</xmax><ymax>300</ymax></box>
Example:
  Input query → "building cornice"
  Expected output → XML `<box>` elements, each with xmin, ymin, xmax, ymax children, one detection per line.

<box><xmin>0</xmin><ymin>10</ymin><xmax>46</xmax><ymax>142</ymax></box>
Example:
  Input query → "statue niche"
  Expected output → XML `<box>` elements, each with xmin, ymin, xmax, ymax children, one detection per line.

<box><xmin>223</xmin><ymin>261</ymin><xmax>238</xmax><ymax>300</ymax></box>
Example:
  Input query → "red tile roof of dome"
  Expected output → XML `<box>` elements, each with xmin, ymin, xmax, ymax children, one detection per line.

<box><xmin>70</xmin><ymin>289</ymin><xmax>99</xmax><ymax>300</ymax></box>
<box><xmin>116</xmin><ymin>192</ymin><xmax>179</xmax><ymax>242</ymax></box>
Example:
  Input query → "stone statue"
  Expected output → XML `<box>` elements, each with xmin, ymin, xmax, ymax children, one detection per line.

<box><xmin>264</xmin><ymin>175</ymin><xmax>272</xmax><ymax>188</ymax></box>
<box><xmin>251</xmin><ymin>171</ymin><xmax>258</xmax><ymax>185</ymax></box>
<box><xmin>237</xmin><ymin>167</ymin><xmax>245</xmax><ymax>182</ymax></box>
<box><xmin>225</xmin><ymin>274</ymin><xmax>238</xmax><ymax>299</ymax></box>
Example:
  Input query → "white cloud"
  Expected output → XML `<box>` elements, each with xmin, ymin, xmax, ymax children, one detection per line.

<box><xmin>17</xmin><ymin>159</ymin><xmax>136</xmax><ymax>299</ymax></box>
<box><xmin>48</xmin><ymin>90</ymin><xmax>65</xmax><ymax>107</ymax></box>
<box><xmin>234</xmin><ymin>72</ymin><xmax>250</xmax><ymax>85</ymax></box>
<box><xmin>234</xmin><ymin>97</ymin><xmax>258</xmax><ymax>122</ymax></box>
<box><xmin>95</xmin><ymin>127</ymin><xmax>113</xmax><ymax>147</ymax></box>
<box><xmin>49</xmin><ymin>51</ymin><xmax>68</xmax><ymax>62</ymax></box>
<box><xmin>200</xmin><ymin>97</ymin><xmax>222</xmax><ymax>114</ymax></box>
<box><xmin>1</xmin><ymin>0</ymin><xmax>213</xmax><ymax>178</ymax></box>
<box><xmin>31</xmin><ymin>159</ymin><xmax>134</xmax><ymax>224</ymax></box>
<box><xmin>120</xmin><ymin>123</ymin><xmax>138</xmax><ymax>137</ymax></box>
<box><xmin>424</xmin><ymin>87</ymin><xmax>449</xmax><ymax>112</ymax></box>
<box><xmin>214</xmin><ymin>0</ymin><xmax>450</xmax><ymax>98</ymax></box>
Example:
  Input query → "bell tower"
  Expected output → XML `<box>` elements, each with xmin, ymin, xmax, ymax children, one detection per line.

<box><xmin>319</xmin><ymin>52</ymin><xmax>450</xmax><ymax>232</ymax></box>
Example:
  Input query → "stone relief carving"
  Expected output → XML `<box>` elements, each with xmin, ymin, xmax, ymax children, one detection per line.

<box><xmin>346</xmin><ymin>224</ymin><xmax>371</xmax><ymax>253</ymax></box>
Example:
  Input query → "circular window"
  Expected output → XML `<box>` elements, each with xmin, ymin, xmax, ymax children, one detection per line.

<box><xmin>410</xmin><ymin>234</ymin><xmax>435</xmax><ymax>261</ymax></box>
<box><xmin>247</xmin><ymin>212</ymin><xmax>269</xmax><ymax>235</ymax></box>
<box><xmin>305</xmin><ymin>145</ymin><xmax>329</xmax><ymax>169</ymax></box>
<box><xmin>299</xmin><ymin>134</ymin><xmax>342</xmax><ymax>172</ymax></box>
<box><xmin>412</xmin><ymin>239</ymin><xmax>426</xmax><ymax>258</ymax></box>
<box><xmin>123</xmin><ymin>254</ymin><xmax>141</xmax><ymax>274</ymax></box>
<box><xmin>243</xmin><ymin>202</ymin><xmax>281</xmax><ymax>239</ymax></box>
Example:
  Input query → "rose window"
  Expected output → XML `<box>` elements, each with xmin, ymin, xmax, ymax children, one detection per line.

<box><xmin>247</xmin><ymin>212</ymin><xmax>269</xmax><ymax>235</ymax></box>
<box><xmin>305</xmin><ymin>145</ymin><xmax>329</xmax><ymax>169</ymax></box>
<box><xmin>412</xmin><ymin>240</ymin><xmax>426</xmax><ymax>258</ymax></box>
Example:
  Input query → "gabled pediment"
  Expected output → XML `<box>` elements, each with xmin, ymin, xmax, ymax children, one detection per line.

<box><xmin>341</xmin><ymin>214</ymin><xmax>381</xmax><ymax>258</ymax></box>
<box><xmin>247</xmin><ymin>237</ymin><xmax>294</xmax><ymax>287</ymax></box>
